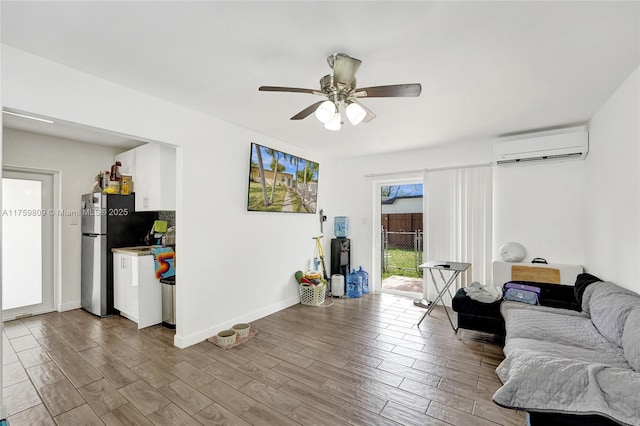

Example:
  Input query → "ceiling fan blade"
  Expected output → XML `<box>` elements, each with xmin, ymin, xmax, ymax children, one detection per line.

<box><xmin>350</xmin><ymin>99</ymin><xmax>376</xmax><ymax>122</ymax></box>
<box><xmin>259</xmin><ymin>86</ymin><xmax>319</xmax><ymax>95</ymax></box>
<box><xmin>330</xmin><ymin>53</ymin><xmax>362</xmax><ymax>88</ymax></box>
<box><xmin>355</xmin><ymin>83</ymin><xmax>422</xmax><ymax>98</ymax></box>
<box><xmin>290</xmin><ymin>101</ymin><xmax>325</xmax><ymax>120</ymax></box>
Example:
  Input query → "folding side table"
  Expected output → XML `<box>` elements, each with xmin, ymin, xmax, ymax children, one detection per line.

<box><xmin>417</xmin><ymin>260</ymin><xmax>471</xmax><ymax>331</ymax></box>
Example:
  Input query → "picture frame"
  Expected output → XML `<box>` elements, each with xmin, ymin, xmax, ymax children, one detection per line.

<box><xmin>247</xmin><ymin>143</ymin><xmax>319</xmax><ymax>213</ymax></box>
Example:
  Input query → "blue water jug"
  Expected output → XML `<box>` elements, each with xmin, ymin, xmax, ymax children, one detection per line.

<box><xmin>357</xmin><ymin>266</ymin><xmax>369</xmax><ymax>294</ymax></box>
<box><xmin>346</xmin><ymin>269</ymin><xmax>362</xmax><ymax>298</ymax></box>
<box><xmin>334</xmin><ymin>216</ymin><xmax>349</xmax><ymax>238</ymax></box>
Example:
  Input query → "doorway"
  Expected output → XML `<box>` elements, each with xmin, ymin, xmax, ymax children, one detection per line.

<box><xmin>379</xmin><ymin>181</ymin><xmax>424</xmax><ymax>296</ymax></box>
<box><xmin>2</xmin><ymin>169</ymin><xmax>55</xmax><ymax>320</ymax></box>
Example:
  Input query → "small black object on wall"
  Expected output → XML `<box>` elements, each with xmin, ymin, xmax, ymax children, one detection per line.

<box><xmin>319</xmin><ymin>209</ymin><xmax>327</xmax><ymax>233</ymax></box>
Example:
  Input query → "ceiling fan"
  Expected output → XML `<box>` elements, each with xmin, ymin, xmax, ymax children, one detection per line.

<box><xmin>259</xmin><ymin>53</ymin><xmax>422</xmax><ymax>131</ymax></box>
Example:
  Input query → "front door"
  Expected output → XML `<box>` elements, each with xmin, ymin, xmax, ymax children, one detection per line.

<box><xmin>2</xmin><ymin>169</ymin><xmax>55</xmax><ymax>320</ymax></box>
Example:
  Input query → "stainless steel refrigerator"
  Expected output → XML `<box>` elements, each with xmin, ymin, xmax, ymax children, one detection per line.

<box><xmin>81</xmin><ymin>193</ymin><xmax>157</xmax><ymax>317</ymax></box>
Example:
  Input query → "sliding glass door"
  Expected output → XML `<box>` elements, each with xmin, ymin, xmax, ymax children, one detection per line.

<box><xmin>377</xmin><ymin>179</ymin><xmax>425</xmax><ymax>297</ymax></box>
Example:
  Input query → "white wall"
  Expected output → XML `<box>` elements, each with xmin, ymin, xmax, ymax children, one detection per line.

<box><xmin>585</xmin><ymin>66</ymin><xmax>640</xmax><ymax>293</ymax></box>
<box><xmin>332</xmin><ymin>139</ymin><xmax>493</xmax><ymax>288</ymax></box>
<box><xmin>332</xmin><ymin>134</ymin><xmax>592</xmax><ymax>289</ymax></box>
<box><xmin>493</xmin><ymin>160</ymin><xmax>586</xmax><ymax>265</ymax></box>
<box><xmin>2</xmin><ymin>45</ymin><xmax>331</xmax><ymax>347</ymax></box>
<box><xmin>2</xmin><ymin>128</ymin><xmax>121</xmax><ymax>310</ymax></box>
<box><xmin>335</xmin><ymin>66</ymin><xmax>639</xmax><ymax>295</ymax></box>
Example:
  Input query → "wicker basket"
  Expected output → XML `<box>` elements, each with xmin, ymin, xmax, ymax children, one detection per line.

<box><xmin>299</xmin><ymin>283</ymin><xmax>326</xmax><ymax>306</ymax></box>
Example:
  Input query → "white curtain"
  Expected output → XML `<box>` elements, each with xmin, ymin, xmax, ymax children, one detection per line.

<box><xmin>423</xmin><ymin>166</ymin><xmax>493</xmax><ymax>304</ymax></box>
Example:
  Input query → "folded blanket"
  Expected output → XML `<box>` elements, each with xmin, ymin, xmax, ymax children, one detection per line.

<box><xmin>463</xmin><ymin>282</ymin><xmax>502</xmax><ymax>303</ymax></box>
<box><xmin>494</xmin><ymin>349</ymin><xmax>640</xmax><ymax>425</ymax></box>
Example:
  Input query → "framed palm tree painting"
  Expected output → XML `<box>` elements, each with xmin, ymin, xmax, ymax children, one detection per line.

<box><xmin>247</xmin><ymin>143</ymin><xmax>319</xmax><ymax>213</ymax></box>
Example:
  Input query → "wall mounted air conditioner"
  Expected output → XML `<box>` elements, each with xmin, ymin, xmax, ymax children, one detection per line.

<box><xmin>493</xmin><ymin>130</ymin><xmax>589</xmax><ymax>165</ymax></box>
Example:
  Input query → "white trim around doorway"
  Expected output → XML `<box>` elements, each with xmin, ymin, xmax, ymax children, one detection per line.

<box><xmin>2</xmin><ymin>165</ymin><xmax>61</xmax><ymax>320</ymax></box>
<box><xmin>372</xmin><ymin>174</ymin><xmax>424</xmax><ymax>296</ymax></box>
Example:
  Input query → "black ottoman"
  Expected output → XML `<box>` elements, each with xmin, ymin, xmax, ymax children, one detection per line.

<box><xmin>452</xmin><ymin>288</ymin><xmax>505</xmax><ymax>336</ymax></box>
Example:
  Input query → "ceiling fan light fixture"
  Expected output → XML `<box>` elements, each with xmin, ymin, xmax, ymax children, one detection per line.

<box><xmin>324</xmin><ymin>112</ymin><xmax>342</xmax><ymax>131</ymax></box>
<box><xmin>259</xmin><ymin>53</ymin><xmax>422</xmax><ymax>126</ymax></box>
<box><xmin>346</xmin><ymin>102</ymin><xmax>366</xmax><ymax>126</ymax></box>
<box><xmin>315</xmin><ymin>100</ymin><xmax>336</xmax><ymax>124</ymax></box>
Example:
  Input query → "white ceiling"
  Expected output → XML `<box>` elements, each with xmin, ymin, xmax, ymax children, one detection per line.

<box><xmin>2</xmin><ymin>1</ymin><xmax>639</xmax><ymax>157</ymax></box>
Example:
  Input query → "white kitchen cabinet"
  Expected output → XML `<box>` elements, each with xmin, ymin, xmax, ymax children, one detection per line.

<box><xmin>113</xmin><ymin>252</ymin><xmax>161</xmax><ymax>329</ymax></box>
<box><xmin>113</xmin><ymin>253</ymin><xmax>130</xmax><ymax>314</ymax></box>
<box><xmin>115</xmin><ymin>148</ymin><xmax>136</xmax><ymax>177</ymax></box>
<box><xmin>132</xmin><ymin>143</ymin><xmax>176</xmax><ymax>211</ymax></box>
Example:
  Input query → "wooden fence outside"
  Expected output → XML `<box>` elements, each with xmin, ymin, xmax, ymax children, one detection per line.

<box><xmin>381</xmin><ymin>213</ymin><xmax>423</xmax><ymax>247</ymax></box>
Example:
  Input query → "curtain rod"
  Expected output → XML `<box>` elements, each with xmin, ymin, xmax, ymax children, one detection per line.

<box><xmin>364</xmin><ymin>162</ymin><xmax>493</xmax><ymax>178</ymax></box>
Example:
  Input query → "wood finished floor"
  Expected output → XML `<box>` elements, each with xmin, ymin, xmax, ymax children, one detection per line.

<box><xmin>3</xmin><ymin>293</ymin><xmax>525</xmax><ymax>425</ymax></box>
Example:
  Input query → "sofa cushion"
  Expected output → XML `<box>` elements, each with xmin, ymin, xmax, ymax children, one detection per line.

<box><xmin>574</xmin><ymin>272</ymin><xmax>602</xmax><ymax>306</ymax></box>
<box><xmin>589</xmin><ymin>282</ymin><xmax>640</xmax><ymax>347</ymax></box>
<box><xmin>501</xmin><ymin>302</ymin><xmax>615</xmax><ymax>352</ymax></box>
<box><xmin>504</xmin><ymin>337</ymin><xmax>629</xmax><ymax>368</ymax></box>
<box><xmin>623</xmin><ymin>306</ymin><xmax>640</xmax><ymax>372</ymax></box>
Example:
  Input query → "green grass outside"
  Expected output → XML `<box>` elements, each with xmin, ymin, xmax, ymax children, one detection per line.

<box><xmin>248</xmin><ymin>181</ymin><xmax>312</xmax><ymax>213</ymax></box>
<box><xmin>382</xmin><ymin>248</ymin><xmax>423</xmax><ymax>279</ymax></box>
<box><xmin>247</xmin><ymin>182</ymin><xmax>288</xmax><ymax>212</ymax></box>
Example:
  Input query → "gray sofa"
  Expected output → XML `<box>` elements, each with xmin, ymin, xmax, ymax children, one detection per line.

<box><xmin>493</xmin><ymin>280</ymin><xmax>640</xmax><ymax>426</ymax></box>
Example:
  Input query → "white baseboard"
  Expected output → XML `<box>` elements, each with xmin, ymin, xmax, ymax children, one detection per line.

<box><xmin>59</xmin><ymin>300</ymin><xmax>82</xmax><ymax>312</ymax></box>
<box><xmin>173</xmin><ymin>295</ymin><xmax>300</xmax><ymax>348</ymax></box>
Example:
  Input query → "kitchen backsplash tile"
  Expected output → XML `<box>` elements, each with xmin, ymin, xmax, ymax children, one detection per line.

<box><xmin>158</xmin><ymin>211</ymin><xmax>175</xmax><ymax>228</ymax></box>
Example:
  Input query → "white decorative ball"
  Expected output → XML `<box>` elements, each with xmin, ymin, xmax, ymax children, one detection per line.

<box><xmin>499</xmin><ymin>242</ymin><xmax>526</xmax><ymax>262</ymax></box>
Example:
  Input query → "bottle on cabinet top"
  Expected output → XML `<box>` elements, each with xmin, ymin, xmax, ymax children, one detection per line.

<box><xmin>334</xmin><ymin>216</ymin><xmax>349</xmax><ymax>238</ymax></box>
<box><xmin>110</xmin><ymin>161</ymin><xmax>122</xmax><ymax>181</ymax></box>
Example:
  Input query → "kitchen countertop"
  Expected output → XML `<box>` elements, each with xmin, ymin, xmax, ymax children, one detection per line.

<box><xmin>111</xmin><ymin>246</ymin><xmax>161</xmax><ymax>256</ymax></box>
